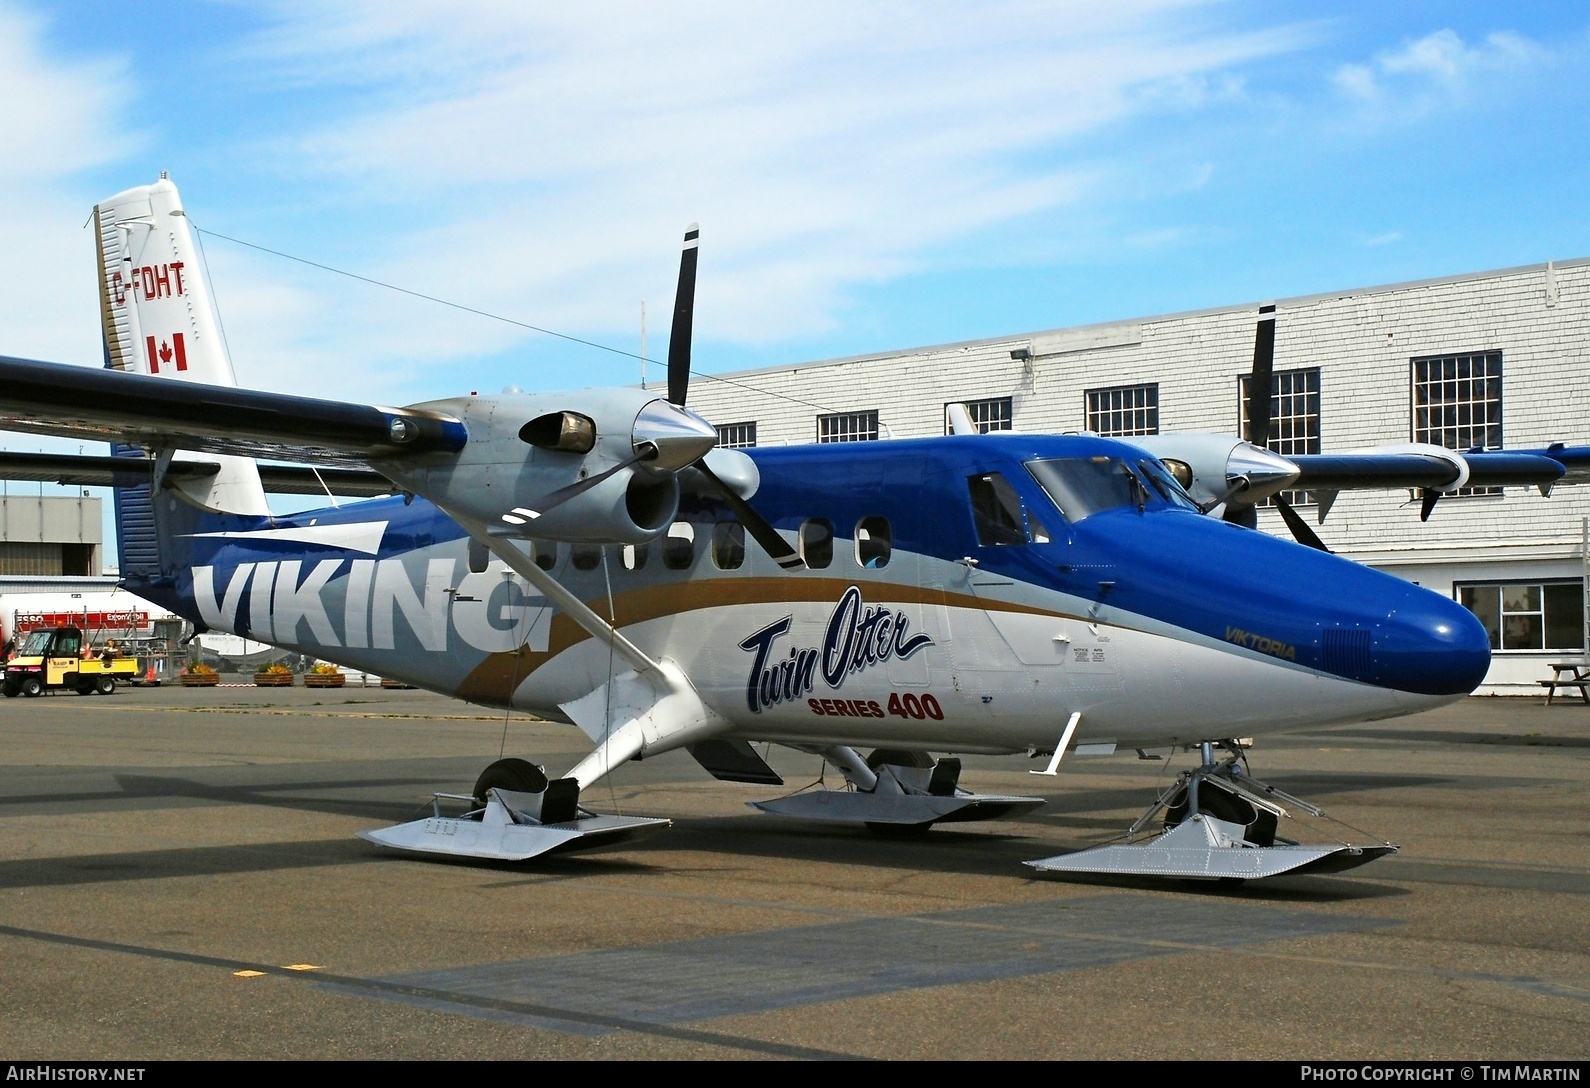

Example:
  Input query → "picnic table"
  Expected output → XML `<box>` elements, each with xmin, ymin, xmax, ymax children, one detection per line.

<box><xmin>1539</xmin><ymin>662</ymin><xmax>1590</xmax><ymax>705</ymax></box>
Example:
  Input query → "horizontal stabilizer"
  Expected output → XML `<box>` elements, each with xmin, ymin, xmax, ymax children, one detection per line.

<box><xmin>0</xmin><ymin>451</ymin><xmax>397</xmax><ymax>496</ymax></box>
<box><xmin>0</xmin><ymin>355</ymin><xmax>465</xmax><ymax>465</ymax></box>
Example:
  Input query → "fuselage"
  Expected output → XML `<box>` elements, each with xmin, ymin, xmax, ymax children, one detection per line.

<box><xmin>128</xmin><ymin>433</ymin><xmax>1490</xmax><ymax>755</ymax></box>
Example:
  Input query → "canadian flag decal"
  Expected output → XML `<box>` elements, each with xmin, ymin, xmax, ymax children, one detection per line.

<box><xmin>144</xmin><ymin>333</ymin><xmax>188</xmax><ymax>374</ymax></box>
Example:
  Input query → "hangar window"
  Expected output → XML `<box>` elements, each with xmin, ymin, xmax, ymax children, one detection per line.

<box><xmin>1457</xmin><ymin>580</ymin><xmax>1583</xmax><ymax>651</ymax></box>
<box><xmin>0</xmin><ymin>542</ymin><xmax>93</xmax><ymax>577</ymax></box>
<box><xmin>817</xmin><ymin>411</ymin><xmax>880</xmax><ymax>443</ymax></box>
<box><xmin>944</xmin><ymin>397</ymin><xmax>1012</xmax><ymax>435</ymax></box>
<box><xmin>622</xmin><ymin>543</ymin><xmax>648</xmax><ymax>571</ymax></box>
<box><xmin>662</xmin><ymin>523</ymin><xmax>696</xmax><ymax>570</ymax></box>
<box><xmin>800</xmin><ymin>519</ymin><xmax>834</xmax><ymax>568</ymax></box>
<box><xmin>531</xmin><ymin>541</ymin><xmax>557</xmax><ymax>571</ymax></box>
<box><xmin>571</xmin><ymin>544</ymin><xmax>601</xmax><ymax>571</ymax></box>
<box><xmin>1085</xmin><ymin>384</ymin><xmax>1158</xmax><ymax>437</ymax></box>
<box><xmin>1239</xmin><ymin>366</ymin><xmax>1320</xmax><ymax>506</ymax></box>
<box><xmin>855</xmin><ymin>518</ymin><xmax>891</xmax><ymax>568</ymax></box>
<box><xmin>1412</xmin><ymin>351</ymin><xmax>1503</xmax><ymax>497</ymax></box>
<box><xmin>716</xmin><ymin>421</ymin><xmax>757</xmax><ymax>449</ymax></box>
<box><xmin>712</xmin><ymin>521</ymin><xmax>745</xmax><ymax>570</ymax></box>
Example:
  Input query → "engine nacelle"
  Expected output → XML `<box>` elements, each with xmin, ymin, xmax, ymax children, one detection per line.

<box><xmin>379</xmin><ymin>386</ymin><xmax>727</xmax><ymax>545</ymax></box>
<box><xmin>1132</xmin><ymin>433</ymin><xmax>1300</xmax><ymax>508</ymax></box>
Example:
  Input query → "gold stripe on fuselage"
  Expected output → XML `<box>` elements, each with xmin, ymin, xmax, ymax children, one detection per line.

<box><xmin>453</xmin><ymin>574</ymin><xmax>1076</xmax><ymax>705</ymax></box>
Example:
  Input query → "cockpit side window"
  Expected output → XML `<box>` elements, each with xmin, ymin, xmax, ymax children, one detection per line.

<box><xmin>1136</xmin><ymin>458</ymin><xmax>1201</xmax><ymax>512</ymax></box>
<box><xmin>966</xmin><ymin>472</ymin><xmax>1029</xmax><ymax>546</ymax></box>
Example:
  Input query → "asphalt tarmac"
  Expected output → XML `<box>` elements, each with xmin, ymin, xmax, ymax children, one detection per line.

<box><xmin>0</xmin><ymin>681</ymin><xmax>1585</xmax><ymax>1060</ymax></box>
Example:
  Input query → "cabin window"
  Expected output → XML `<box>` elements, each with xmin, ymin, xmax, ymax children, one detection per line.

<box><xmin>52</xmin><ymin>631</ymin><xmax>80</xmax><ymax>658</ymax></box>
<box><xmin>712</xmin><ymin>522</ymin><xmax>746</xmax><ymax>570</ymax></box>
<box><xmin>800</xmin><ymin>519</ymin><xmax>834</xmax><ymax>569</ymax></box>
<box><xmin>571</xmin><ymin>544</ymin><xmax>602</xmax><ymax>571</ymax></box>
<box><xmin>532</xmin><ymin>541</ymin><xmax>557</xmax><ymax>571</ymax></box>
<box><xmin>855</xmin><ymin>518</ymin><xmax>891</xmax><ymax>568</ymax></box>
<box><xmin>663</xmin><ymin>523</ymin><xmax>696</xmax><ymax>570</ymax></box>
<box><xmin>966</xmin><ymin>473</ymin><xmax>1028</xmax><ymax>546</ymax></box>
<box><xmin>467</xmin><ymin>538</ymin><xmax>491</xmax><ymax>574</ymax></box>
<box><xmin>622</xmin><ymin>543</ymin><xmax>648</xmax><ymax>571</ymax></box>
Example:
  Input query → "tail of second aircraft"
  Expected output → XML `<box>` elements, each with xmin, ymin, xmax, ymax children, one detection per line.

<box><xmin>95</xmin><ymin>175</ymin><xmax>271</xmax><ymax>583</ymax></box>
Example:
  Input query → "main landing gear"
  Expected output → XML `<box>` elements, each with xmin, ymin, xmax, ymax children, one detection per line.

<box><xmin>750</xmin><ymin>746</ymin><xmax>1045</xmax><ymax>831</ymax></box>
<box><xmin>357</xmin><ymin>757</ymin><xmax>670</xmax><ymax>862</ymax></box>
<box><xmin>1026</xmin><ymin>741</ymin><xmax>1398</xmax><ymax>881</ymax></box>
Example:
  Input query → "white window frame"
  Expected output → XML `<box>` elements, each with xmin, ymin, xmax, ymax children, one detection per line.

<box><xmin>817</xmin><ymin>411</ymin><xmax>880</xmax><ymax>443</ymax></box>
<box><xmin>1085</xmin><ymin>384</ymin><xmax>1159</xmax><ymax>437</ymax></box>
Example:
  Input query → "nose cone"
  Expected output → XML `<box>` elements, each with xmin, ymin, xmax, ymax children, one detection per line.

<box><xmin>1227</xmin><ymin>441</ymin><xmax>1301</xmax><ymax>502</ymax></box>
<box><xmin>1378</xmin><ymin>593</ymin><xmax>1492</xmax><ymax>696</ymax></box>
<box><xmin>632</xmin><ymin>399</ymin><xmax>717</xmax><ymax>472</ymax></box>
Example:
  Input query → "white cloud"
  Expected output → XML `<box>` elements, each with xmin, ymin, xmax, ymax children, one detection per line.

<box><xmin>1333</xmin><ymin>28</ymin><xmax>1547</xmax><ymax>117</ymax></box>
<box><xmin>0</xmin><ymin>3</ymin><xmax>137</xmax><ymax>366</ymax></box>
<box><xmin>192</xmin><ymin>1</ymin><xmax>1312</xmax><ymax>396</ymax></box>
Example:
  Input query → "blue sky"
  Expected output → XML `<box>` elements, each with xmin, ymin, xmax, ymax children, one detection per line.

<box><xmin>2</xmin><ymin>1</ymin><xmax>1588</xmax><ymax>560</ymax></box>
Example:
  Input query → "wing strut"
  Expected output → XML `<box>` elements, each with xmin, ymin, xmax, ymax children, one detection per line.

<box><xmin>477</xmin><ymin>531</ymin><xmax>658</xmax><ymax>675</ymax></box>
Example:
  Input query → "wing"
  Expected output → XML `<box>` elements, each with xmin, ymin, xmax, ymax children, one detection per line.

<box><xmin>1288</xmin><ymin>449</ymin><xmax>1576</xmax><ymax>491</ymax></box>
<box><xmin>0</xmin><ymin>355</ymin><xmax>465</xmax><ymax>466</ymax></box>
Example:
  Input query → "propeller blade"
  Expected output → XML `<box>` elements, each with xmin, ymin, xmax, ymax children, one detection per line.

<box><xmin>499</xmin><ymin>446</ymin><xmax>655</xmax><ymax>527</ymax></box>
<box><xmin>692</xmin><ymin>459</ymin><xmax>804</xmax><ymax>570</ymax></box>
<box><xmin>1273</xmin><ymin>494</ymin><xmax>1330</xmax><ymax>552</ymax></box>
<box><xmin>1199</xmin><ymin>477</ymin><xmax>1250</xmax><ymax>515</ymax></box>
<box><xmin>1419</xmin><ymin>487</ymin><xmax>1441</xmax><ymax>522</ymax></box>
<box><xmin>667</xmin><ymin>224</ymin><xmax>699</xmax><ymax>407</ymax></box>
<box><xmin>1246</xmin><ymin>304</ymin><xmax>1276</xmax><ymax>449</ymax></box>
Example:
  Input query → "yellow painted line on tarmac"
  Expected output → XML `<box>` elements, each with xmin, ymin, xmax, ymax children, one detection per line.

<box><xmin>232</xmin><ymin>970</ymin><xmax>265</xmax><ymax>978</ymax></box>
<box><xmin>282</xmin><ymin>963</ymin><xmax>322</xmax><ymax>972</ymax></box>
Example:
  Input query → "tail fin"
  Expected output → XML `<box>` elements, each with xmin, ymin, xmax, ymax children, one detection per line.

<box><xmin>95</xmin><ymin>175</ymin><xmax>269</xmax><ymax>557</ymax></box>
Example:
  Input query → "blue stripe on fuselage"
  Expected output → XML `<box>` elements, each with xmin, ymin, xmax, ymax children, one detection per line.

<box><xmin>744</xmin><ymin>435</ymin><xmax>1490</xmax><ymax>696</ymax></box>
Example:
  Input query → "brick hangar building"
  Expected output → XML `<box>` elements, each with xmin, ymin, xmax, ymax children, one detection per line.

<box><xmin>683</xmin><ymin>258</ymin><xmax>1590</xmax><ymax>694</ymax></box>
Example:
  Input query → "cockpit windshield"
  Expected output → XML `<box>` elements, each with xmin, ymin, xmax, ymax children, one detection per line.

<box><xmin>1025</xmin><ymin>456</ymin><xmax>1200</xmax><ymax>523</ymax></box>
<box><xmin>1136</xmin><ymin>458</ymin><xmax>1201</xmax><ymax>512</ymax></box>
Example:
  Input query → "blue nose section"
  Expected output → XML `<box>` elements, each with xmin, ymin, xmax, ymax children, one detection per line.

<box><xmin>1378</xmin><ymin>593</ymin><xmax>1492</xmax><ymax>696</ymax></box>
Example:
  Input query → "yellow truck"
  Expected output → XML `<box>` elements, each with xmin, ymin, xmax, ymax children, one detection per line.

<box><xmin>3</xmin><ymin>626</ymin><xmax>139</xmax><ymax>697</ymax></box>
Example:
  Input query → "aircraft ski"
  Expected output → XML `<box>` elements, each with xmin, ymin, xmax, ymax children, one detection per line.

<box><xmin>7</xmin><ymin>175</ymin><xmax>1589</xmax><ymax>880</ymax></box>
<box><xmin>360</xmin><ymin>787</ymin><xmax>670</xmax><ymax>862</ymax></box>
<box><xmin>1026</xmin><ymin>742</ymin><xmax>1397</xmax><ymax>881</ymax></box>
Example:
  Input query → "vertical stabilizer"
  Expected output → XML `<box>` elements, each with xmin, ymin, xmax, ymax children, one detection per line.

<box><xmin>95</xmin><ymin>176</ymin><xmax>270</xmax><ymax>517</ymax></box>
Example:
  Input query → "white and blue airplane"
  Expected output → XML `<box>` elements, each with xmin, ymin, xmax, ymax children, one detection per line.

<box><xmin>1</xmin><ymin>176</ymin><xmax>1584</xmax><ymax>880</ymax></box>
